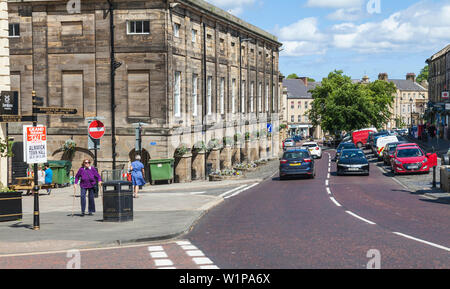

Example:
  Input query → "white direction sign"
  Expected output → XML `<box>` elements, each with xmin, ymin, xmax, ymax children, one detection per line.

<box><xmin>23</xmin><ymin>125</ymin><xmax>47</xmax><ymax>164</ymax></box>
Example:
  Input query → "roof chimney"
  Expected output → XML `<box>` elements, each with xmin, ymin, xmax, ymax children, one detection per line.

<box><xmin>362</xmin><ymin>75</ymin><xmax>370</xmax><ymax>84</ymax></box>
<box><xmin>299</xmin><ymin>77</ymin><xmax>308</xmax><ymax>87</ymax></box>
<box><xmin>378</xmin><ymin>73</ymin><xmax>388</xmax><ymax>81</ymax></box>
<box><xmin>406</xmin><ymin>73</ymin><xmax>416</xmax><ymax>83</ymax></box>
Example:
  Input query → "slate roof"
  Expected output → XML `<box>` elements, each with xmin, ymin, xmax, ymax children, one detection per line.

<box><xmin>389</xmin><ymin>79</ymin><xmax>427</xmax><ymax>92</ymax></box>
<box><xmin>283</xmin><ymin>79</ymin><xmax>321</xmax><ymax>99</ymax></box>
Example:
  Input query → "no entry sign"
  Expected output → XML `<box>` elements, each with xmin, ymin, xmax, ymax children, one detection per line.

<box><xmin>88</xmin><ymin>120</ymin><xmax>105</xmax><ymax>139</ymax></box>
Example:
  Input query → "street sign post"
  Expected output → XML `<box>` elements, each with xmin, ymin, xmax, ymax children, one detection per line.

<box><xmin>88</xmin><ymin>120</ymin><xmax>105</xmax><ymax>168</ymax></box>
<box><xmin>32</xmin><ymin>107</ymin><xmax>77</xmax><ymax>115</ymax></box>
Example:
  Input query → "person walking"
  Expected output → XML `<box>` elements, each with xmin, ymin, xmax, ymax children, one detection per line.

<box><xmin>74</xmin><ymin>159</ymin><xmax>102</xmax><ymax>216</ymax></box>
<box><xmin>130</xmin><ymin>155</ymin><xmax>146</xmax><ymax>198</ymax></box>
<box><xmin>44</xmin><ymin>163</ymin><xmax>53</xmax><ymax>195</ymax></box>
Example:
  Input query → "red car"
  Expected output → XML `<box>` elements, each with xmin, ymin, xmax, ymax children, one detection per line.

<box><xmin>391</xmin><ymin>146</ymin><xmax>437</xmax><ymax>175</ymax></box>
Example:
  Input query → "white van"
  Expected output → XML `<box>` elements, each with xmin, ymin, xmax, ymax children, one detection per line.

<box><xmin>375</xmin><ymin>136</ymin><xmax>398</xmax><ymax>160</ymax></box>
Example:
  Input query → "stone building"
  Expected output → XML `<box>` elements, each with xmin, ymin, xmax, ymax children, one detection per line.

<box><xmin>282</xmin><ymin>77</ymin><xmax>323</xmax><ymax>140</ymax></box>
<box><xmin>426</xmin><ymin>44</ymin><xmax>450</xmax><ymax>134</ymax></box>
<box><xmin>377</xmin><ymin>73</ymin><xmax>428</xmax><ymax>130</ymax></box>
<box><xmin>0</xmin><ymin>0</ymin><xmax>11</xmax><ymax>187</ymax></box>
<box><xmin>6</xmin><ymin>0</ymin><xmax>282</xmax><ymax>181</ymax></box>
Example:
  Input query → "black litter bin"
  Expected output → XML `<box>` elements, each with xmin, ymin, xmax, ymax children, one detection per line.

<box><xmin>206</xmin><ymin>163</ymin><xmax>213</xmax><ymax>176</ymax></box>
<box><xmin>102</xmin><ymin>181</ymin><xmax>133</xmax><ymax>222</ymax></box>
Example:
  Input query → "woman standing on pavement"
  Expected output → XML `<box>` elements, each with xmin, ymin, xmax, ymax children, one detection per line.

<box><xmin>74</xmin><ymin>159</ymin><xmax>102</xmax><ymax>216</ymax></box>
<box><xmin>130</xmin><ymin>155</ymin><xmax>146</xmax><ymax>198</ymax></box>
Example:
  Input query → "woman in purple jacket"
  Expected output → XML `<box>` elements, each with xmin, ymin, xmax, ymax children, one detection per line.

<box><xmin>74</xmin><ymin>159</ymin><xmax>102</xmax><ymax>216</ymax></box>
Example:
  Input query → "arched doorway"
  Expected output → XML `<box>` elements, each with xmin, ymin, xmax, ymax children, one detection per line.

<box><xmin>128</xmin><ymin>149</ymin><xmax>151</xmax><ymax>182</ymax></box>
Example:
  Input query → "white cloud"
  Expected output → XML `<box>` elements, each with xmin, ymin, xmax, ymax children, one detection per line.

<box><xmin>277</xmin><ymin>0</ymin><xmax>450</xmax><ymax>56</ymax></box>
<box><xmin>327</xmin><ymin>8</ymin><xmax>362</xmax><ymax>21</ymax></box>
<box><xmin>306</xmin><ymin>0</ymin><xmax>363</xmax><ymax>9</ymax></box>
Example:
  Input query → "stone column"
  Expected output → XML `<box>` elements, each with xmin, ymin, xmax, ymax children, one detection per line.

<box><xmin>241</xmin><ymin>140</ymin><xmax>251</xmax><ymax>163</ymax></box>
<box><xmin>207</xmin><ymin>148</ymin><xmax>220</xmax><ymax>172</ymax></box>
<box><xmin>174</xmin><ymin>154</ymin><xmax>192</xmax><ymax>183</ymax></box>
<box><xmin>259</xmin><ymin>137</ymin><xmax>267</xmax><ymax>160</ymax></box>
<box><xmin>232</xmin><ymin>144</ymin><xmax>241</xmax><ymax>165</ymax></box>
<box><xmin>220</xmin><ymin>145</ymin><xmax>232</xmax><ymax>170</ymax></box>
<box><xmin>191</xmin><ymin>151</ymin><xmax>206</xmax><ymax>181</ymax></box>
<box><xmin>250</xmin><ymin>138</ymin><xmax>259</xmax><ymax>161</ymax></box>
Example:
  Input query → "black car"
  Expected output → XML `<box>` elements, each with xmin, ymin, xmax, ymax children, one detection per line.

<box><xmin>279</xmin><ymin>149</ymin><xmax>315</xmax><ymax>180</ymax></box>
<box><xmin>336</xmin><ymin>149</ymin><xmax>370</xmax><ymax>176</ymax></box>
<box><xmin>335</xmin><ymin>142</ymin><xmax>357</xmax><ymax>160</ymax></box>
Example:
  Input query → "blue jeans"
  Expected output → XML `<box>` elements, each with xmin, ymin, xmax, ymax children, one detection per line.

<box><xmin>80</xmin><ymin>187</ymin><xmax>96</xmax><ymax>214</ymax></box>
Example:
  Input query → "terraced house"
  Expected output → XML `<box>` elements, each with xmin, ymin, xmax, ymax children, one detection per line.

<box><xmin>6</xmin><ymin>0</ymin><xmax>282</xmax><ymax>182</ymax></box>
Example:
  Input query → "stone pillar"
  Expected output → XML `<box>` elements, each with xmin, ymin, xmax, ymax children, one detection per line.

<box><xmin>220</xmin><ymin>146</ymin><xmax>232</xmax><ymax>170</ymax></box>
<box><xmin>207</xmin><ymin>148</ymin><xmax>220</xmax><ymax>172</ymax></box>
<box><xmin>259</xmin><ymin>138</ymin><xmax>267</xmax><ymax>160</ymax></box>
<box><xmin>250</xmin><ymin>139</ymin><xmax>259</xmax><ymax>161</ymax></box>
<box><xmin>241</xmin><ymin>140</ymin><xmax>251</xmax><ymax>163</ymax></box>
<box><xmin>232</xmin><ymin>145</ymin><xmax>241</xmax><ymax>165</ymax></box>
<box><xmin>191</xmin><ymin>151</ymin><xmax>206</xmax><ymax>181</ymax></box>
<box><xmin>174</xmin><ymin>154</ymin><xmax>192</xmax><ymax>183</ymax></box>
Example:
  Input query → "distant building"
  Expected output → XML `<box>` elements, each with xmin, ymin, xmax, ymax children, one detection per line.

<box><xmin>282</xmin><ymin>77</ymin><xmax>323</xmax><ymax>139</ymax></box>
<box><xmin>376</xmin><ymin>73</ymin><xmax>428</xmax><ymax>129</ymax></box>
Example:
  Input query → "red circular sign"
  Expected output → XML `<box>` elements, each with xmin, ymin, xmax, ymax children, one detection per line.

<box><xmin>88</xmin><ymin>120</ymin><xmax>105</xmax><ymax>139</ymax></box>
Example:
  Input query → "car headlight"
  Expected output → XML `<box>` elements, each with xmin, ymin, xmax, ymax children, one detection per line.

<box><xmin>395</xmin><ymin>160</ymin><xmax>402</xmax><ymax>166</ymax></box>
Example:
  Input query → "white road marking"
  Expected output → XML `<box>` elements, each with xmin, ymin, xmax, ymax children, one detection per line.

<box><xmin>188</xmin><ymin>192</ymin><xmax>207</xmax><ymax>195</ymax></box>
<box><xmin>186</xmin><ymin>250</ymin><xmax>205</xmax><ymax>257</ymax></box>
<box><xmin>148</xmin><ymin>246</ymin><xmax>164</xmax><ymax>252</ymax></box>
<box><xmin>393</xmin><ymin>232</ymin><xmax>450</xmax><ymax>252</ymax></box>
<box><xmin>200</xmin><ymin>265</ymin><xmax>220</xmax><ymax>269</ymax></box>
<box><xmin>150</xmin><ymin>251</ymin><xmax>168</xmax><ymax>258</ymax></box>
<box><xmin>224</xmin><ymin>183</ymin><xmax>259</xmax><ymax>199</ymax></box>
<box><xmin>181</xmin><ymin>245</ymin><xmax>198</xmax><ymax>250</ymax></box>
<box><xmin>326</xmin><ymin>180</ymin><xmax>329</xmax><ymax>186</ymax></box>
<box><xmin>176</xmin><ymin>241</ymin><xmax>191</xmax><ymax>246</ymax></box>
<box><xmin>326</xmin><ymin>187</ymin><xmax>332</xmax><ymax>195</ymax></box>
<box><xmin>345</xmin><ymin>211</ymin><xmax>376</xmax><ymax>225</ymax></box>
<box><xmin>327</xmin><ymin>173</ymin><xmax>330</xmax><ymax>179</ymax></box>
<box><xmin>219</xmin><ymin>185</ymin><xmax>248</xmax><ymax>198</ymax></box>
<box><xmin>329</xmin><ymin>197</ymin><xmax>342</xmax><ymax>207</ymax></box>
<box><xmin>193</xmin><ymin>257</ymin><xmax>214</xmax><ymax>265</ymax></box>
<box><xmin>154</xmin><ymin>259</ymin><xmax>174</xmax><ymax>267</ymax></box>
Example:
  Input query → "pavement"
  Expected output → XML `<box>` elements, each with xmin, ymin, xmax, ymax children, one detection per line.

<box><xmin>0</xmin><ymin>159</ymin><xmax>280</xmax><ymax>255</ymax></box>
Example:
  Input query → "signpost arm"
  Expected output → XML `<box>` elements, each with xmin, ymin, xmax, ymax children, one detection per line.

<box><xmin>31</xmin><ymin>91</ymin><xmax>40</xmax><ymax>231</ymax></box>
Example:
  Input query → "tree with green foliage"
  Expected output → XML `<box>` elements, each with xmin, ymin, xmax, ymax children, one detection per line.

<box><xmin>286</xmin><ymin>73</ymin><xmax>299</xmax><ymax>79</ymax></box>
<box><xmin>416</xmin><ymin>65</ymin><xmax>428</xmax><ymax>83</ymax></box>
<box><xmin>307</xmin><ymin>70</ymin><xmax>396</xmax><ymax>137</ymax></box>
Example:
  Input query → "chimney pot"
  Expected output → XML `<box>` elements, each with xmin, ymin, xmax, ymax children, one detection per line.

<box><xmin>406</xmin><ymin>73</ymin><xmax>416</xmax><ymax>83</ymax></box>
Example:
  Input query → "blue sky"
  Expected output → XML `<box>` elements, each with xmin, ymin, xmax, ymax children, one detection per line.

<box><xmin>207</xmin><ymin>0</ymin><xmax>450</xmax><ymax>82</ymax></box>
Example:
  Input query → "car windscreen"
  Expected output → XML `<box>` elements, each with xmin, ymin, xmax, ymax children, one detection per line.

<box><xmin>283</xmin><ymin>151</ymin><xmax>310</xmax><ymax>160</ymax></box>
<box><xmin>397</xmin><ymin>148</ymin><xmax>423</xmax><ymax>158</ymax></box>
<box><xmin>303</xmin><ymin>144</ymin><xmax>317</xmax><ymax>148</ymax></box>
<box><xmin>341</xmin><ymin>151</ymin><xmax>365</xmax><ymax>159</ymax></box>
<box><xmin>388</xmin><ymin>144</ymin><xmax>398</xmax><ymax>152</ymax></box>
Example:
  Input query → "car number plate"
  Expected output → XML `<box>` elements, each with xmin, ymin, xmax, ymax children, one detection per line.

<box><xmin>348</xmin><ymin>168</ymin><xmax>360</xmax><ymax>171</ymax></box>
<box><xmin>290</xmin><ymin>163</ymin><xmax>302</xmax><ymax>166</ymax></box>
<box><xmin>409</xmin><ymin>166</ymin><xmax>419</xmax><ymax>169</ymax></box>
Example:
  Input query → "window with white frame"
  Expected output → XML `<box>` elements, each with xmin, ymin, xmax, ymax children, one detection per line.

<box><xmin>232</xmin><ymin>79</ymin><xmax>236</xmax><ymax>114</ymax></box>
<box><xmin>265</xmin><ymin>84</ymin><xmax>269</xmax><ymax>112</ymax></box>
<box><xmin>220</xmin><ymin>77</ymin><xmax>225</xmax><ymax>115</ymax></box>
<box><xmin>241</xmin><ymin>80</ymin><xmax>246</xmax><ymax>113</ymax></box>
<box><xmin>174</xmin><ymin>71</ymin><xmax>181</xmax><ymax>117</ymax></box>
<box><xmin>250</xmin><ymin>82</ymin><xmax>254</xmax><ymax>113</ymax></box>
<box><xmin>192</xmin><ymin>29</ymin><xmax>197</xmax><ymax>43</ymax></box>
<box><xmin>192</xmin><ymin>74</ymin><xmax>198</xmax><ymax>116</ymax></box>
<box><xmin>127</xmin><ymin>20</ymin><xmax>150</xmax><ymax>34</ymax></box>
<box><xmin>207</xmin><ymin>76</ymin><xmax>212</xmax><ymax>115</ymax></box>
<box><xmin>259</xmin><ymin>83</ymin><xmax>262</xmax><ymax>112</ymax></box>
<box><xmin>9</xmin><ymin>23</ymin><xmax>20</xmax><ymax>37</ymax></box>
<box><xmin>173</xmin><ymin>23</ymin><xmax>180</xmax><ymax>38</ymax></box>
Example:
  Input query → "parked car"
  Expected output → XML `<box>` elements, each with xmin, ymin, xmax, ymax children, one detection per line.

<box><xmin>335</xmin><ymin>142</ymin><xmax>357</xmax><ymax>160</ymax></box>
<box><xmin>375</xmin><ymin>135</ymin><xmax>399</xmax><ymax>160</ymax></box>
<box><xmin>391</xmin><ymin>145</ymin><xmax>437</xmax><ymax>175</ymax></box>
<box><xmin>283</xmin><ymin>138</ymin><xmax>295</xmax><ymax>150</ymax></box>
<box><xmin>302</xmin><ymin>142</ymin><xmax>322</xmax><ymax>159</ymax></box>
<box><xmin>279</xmin><ymin>149</ymin><xmax>315</xmax><ymax>180</ymax></box>
<box><xmin>382</xmin><ymin>141</ymin><xmax>409</xmax><ymax>165</ymax></box>
<box><xmin>336</xmin><ymin>149</ymin><xmax>370</xmax><ymax>176</ymax></box>
<box><xmin>370</xmin><ymin>131</ymin><xmax>389</xmax><ymax>154</ymax></box>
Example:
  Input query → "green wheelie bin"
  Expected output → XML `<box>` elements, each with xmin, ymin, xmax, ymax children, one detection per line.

<box><xmin>148</xmin><ymin>159</ymin><xmax>174</xmax><ymax>185</ymax></box>
<box><xmin>48</xmin><ymin>160</ymin><xmax>72</xmax><ymax>187</ymax></box>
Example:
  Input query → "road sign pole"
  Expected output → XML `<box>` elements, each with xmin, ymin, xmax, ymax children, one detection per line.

<box><xmin>31</xmin><ymin>91</ymin><xmax>40</xmax><ymax>231</ymax></box>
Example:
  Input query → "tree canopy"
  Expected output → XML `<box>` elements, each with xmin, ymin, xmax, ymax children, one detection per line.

<box><xmin>416</xmin><ymin>65</ymin><xmax>428</xmax><ymax>83</ymax></box>
<box><xmin>286</xmin><ymin>73</ymin><xmax>315</xmax><ymax>82</ymax></box>
<box><xmin>307</xmin><ymin>70</ymin><xmax>396</xmax><ymax>136</ymax></box>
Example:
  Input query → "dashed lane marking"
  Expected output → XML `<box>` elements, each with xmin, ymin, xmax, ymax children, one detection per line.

<box><xmin>326</xmin><ymin>187</ymin><xmax>332</xmax><ymax>195</ymax></box>
<box><xmin>177</xmin><ymin>241</ymin><xmax>220</xmax><ymax>269</ymax></box>
<box><xmin>393</xmin><ymin>232</ymin><xmax>450</xmax><ymax>252</ymax></box>
<box><xmin>346</xmin><ymin>211</ymin><xmax>376</xmax><ymax>225</ymax></box>
<box><xmin>329</xmin><ymin>197</ymin><xmax>342</xmax><ymax>207</ymax></box>
<box><xmin>224</xmin><ymin>183</ymin><xmax>259</xmax><ymax>199</ymax></box>
<box><xmin>219</xmin><ymin>185</ymin><xmax>248</xmax><ymax>198</ymax></box>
